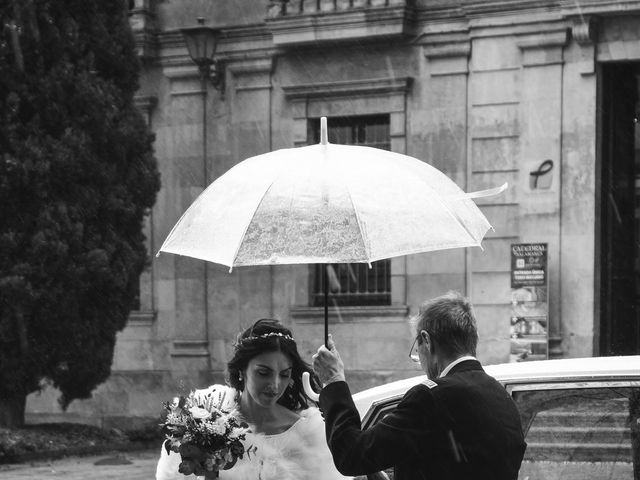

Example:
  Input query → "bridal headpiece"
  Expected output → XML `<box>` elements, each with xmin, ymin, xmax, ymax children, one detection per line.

<box><xmin>235</xmin><ymin>331</ymin><xmax>295</xmax><ymax>349</ymax></box>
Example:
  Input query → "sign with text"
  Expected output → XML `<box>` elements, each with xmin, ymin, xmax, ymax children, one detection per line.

<box><xmin>509</xmin><ymin>243</ymin><xmax>549</xmax><ymax>362</ymax></box>
<box><xmin>511</xmin><ymin>243</ymin><xmax>547</xmax><ymax>288</ymax></box>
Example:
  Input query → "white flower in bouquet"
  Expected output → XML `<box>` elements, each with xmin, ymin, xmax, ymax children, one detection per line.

<box><xmin>189</xmin><ymin>406</ymin><xmax>212</xmax><ymax>420</ymax></box>
<box><xmin>205</xmin><ymin>421</ymin><xmax>227</xmax><ymax>436</ymax></box>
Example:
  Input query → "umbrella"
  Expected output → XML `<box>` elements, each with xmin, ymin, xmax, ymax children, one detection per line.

<box><xmin>158</xmin><ymin>116</ymin><xmax>505</xmax><ymax>344</ymax></box>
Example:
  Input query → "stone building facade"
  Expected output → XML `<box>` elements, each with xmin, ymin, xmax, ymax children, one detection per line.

<box><xmin>27</xmin><ymin>0</ymin><xmax>640</xmax><ymax>426</ymax></box>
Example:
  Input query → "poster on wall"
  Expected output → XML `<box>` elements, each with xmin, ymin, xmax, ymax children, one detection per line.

<box><xmin>509</xmin><ymin>243</ymin><xmax>549</xmax><ymax>362</ymax></box>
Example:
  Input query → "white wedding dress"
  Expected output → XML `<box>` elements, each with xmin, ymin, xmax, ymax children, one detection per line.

<box><xmin>155</xmin><ymin>385</ymin><xmax>349</xmax><ymax>480</ymax></box>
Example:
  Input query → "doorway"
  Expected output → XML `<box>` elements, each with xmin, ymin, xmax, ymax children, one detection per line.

<box><xmin>599</xmin><ymin>62</ymin><xmax>640</xmax><ymax>355</ymax></box>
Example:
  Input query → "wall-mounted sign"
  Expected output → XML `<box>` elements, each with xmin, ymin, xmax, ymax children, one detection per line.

<box><xmin>511</xmin><ymin>243</ymin><xmax>547</xmax><ymax>288</ymax></box>
<box><xmin>529</xmin><ymin>159</ymin><xmax>554</xmax><ymax>190</ymax></box>
<box><xmin>509</xmin><ymin>243</ymin><xmax>549</xmax><ymax>363</ymax></box>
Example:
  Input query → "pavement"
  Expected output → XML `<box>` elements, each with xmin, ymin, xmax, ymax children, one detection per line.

<box><xmin>0</xmin><ymin>448</ymin><xmax>160</xmax><ymax>480</ymax></box>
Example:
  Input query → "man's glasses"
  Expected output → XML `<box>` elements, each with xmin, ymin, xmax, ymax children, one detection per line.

<box><xmin>409</xmin><ymin>334</ymin><xmax>420</xmax><ymax>363</ymax></box>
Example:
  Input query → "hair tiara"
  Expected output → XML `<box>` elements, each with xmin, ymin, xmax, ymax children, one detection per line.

<box><xmin>235</xmin><ymin>331</ymin><xmax>295</xmax><ymax>347</ymax></box>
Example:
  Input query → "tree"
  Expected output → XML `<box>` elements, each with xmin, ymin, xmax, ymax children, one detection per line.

<box><xmin>0</xmin><ymin>0</ymin><xmax>160</xmax><ymax>427</ymax></box>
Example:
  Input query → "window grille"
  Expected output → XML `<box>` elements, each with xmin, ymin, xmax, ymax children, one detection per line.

<box><xmin>308</xmin><ymin>115</ymin><xmax>392</xmax><ymax>307</ymax></box>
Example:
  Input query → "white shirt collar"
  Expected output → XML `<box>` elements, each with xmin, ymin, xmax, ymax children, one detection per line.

<box><xmin>438</xmin><ymin>356</ymin><xmax>477</xmax><ymax>378</ymax></box>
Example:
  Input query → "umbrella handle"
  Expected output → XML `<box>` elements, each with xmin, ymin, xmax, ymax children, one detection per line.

<box><xmin>302</xmin><ymin>371</ymin><xmax>320</xmax><ymax>402</ymax></box>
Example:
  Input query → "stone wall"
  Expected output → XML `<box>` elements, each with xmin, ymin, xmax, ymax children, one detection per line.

<box><xmin>26</xmin><ymin>1</ymin><xmax>640</xmax><ymax>423</ymax></box>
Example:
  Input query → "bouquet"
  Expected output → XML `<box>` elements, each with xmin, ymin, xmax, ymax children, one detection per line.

<box><xmin>161</xmin><ymin>387</ymin><xmax>255</xmax><ymax>478</ymax></box>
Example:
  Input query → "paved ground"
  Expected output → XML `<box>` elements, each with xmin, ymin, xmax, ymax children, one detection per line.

<box><xmin>2</xmin><ymin>453</ymin><xmax>633</xmax><ymax>480</ymax></box>
<box><xmin>0</xmin><ymin>448</ymin><xmax>160</xmax><ymax>480</ymax></box>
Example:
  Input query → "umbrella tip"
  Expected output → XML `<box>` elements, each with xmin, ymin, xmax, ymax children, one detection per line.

<box><xmin>320</xmin><ymin>117</ymin><xmax>328</xmax><ymax>145</ymax></box>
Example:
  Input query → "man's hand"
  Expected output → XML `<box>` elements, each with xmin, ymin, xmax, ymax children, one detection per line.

<box><xmin>313</xmin><ymin>334</ymin><xmax>346</xmax><ymax>387</ymax></box>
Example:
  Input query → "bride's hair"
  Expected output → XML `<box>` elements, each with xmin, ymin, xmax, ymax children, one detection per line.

<box><xmin>227</xmin><ymin>318</ymin><xmax>320</xmax><ymax>410</ymax></box>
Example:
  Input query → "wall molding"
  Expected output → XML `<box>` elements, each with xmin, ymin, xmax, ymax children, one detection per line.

<box><xmin>283</xmin><ymin>77</ymin><xmax>413</xmax><ymax>100</ymax></box>
<box><xmin>291</xmin><ymin>305</ymin><xmax>409</xmax><ymax>323</ymax></box>
<box><xmin>171</xmin><ymin>340</ymin><xmax>209</xmax><ymax>358</ymax></box>
<box><xmin>133</xmin><ymin>95</ymin><xmax>158</xmax><ymax>114</ymax></box>
<box><xmin>127</xmin><ymin>310</ymin><xmax>156</xmax><ymax>326</ymax></box>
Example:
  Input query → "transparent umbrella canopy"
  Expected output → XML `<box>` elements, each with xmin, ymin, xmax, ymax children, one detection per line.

<box><xmin>158</xmin><ymin>117</ymin><xmax>506</xmax><ymax>343</ymax></box>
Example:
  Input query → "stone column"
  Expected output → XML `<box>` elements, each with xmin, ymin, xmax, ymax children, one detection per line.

<box><xmin>207</xmin><ymin>56</ymin><xmax>276</xmax><ymax>374</ymax></box>
<box><xmin>160</xmin><ymin>63</ymin><xmax>214</xmax><ymax>375</ymax></box>
<box><xmin>516</xmin><ymin>27</ymin><xmax>569</xmax><ymax>357</ymax></box>
<box><xmin>419</xmin><ymin>33</ymin><xmax>471</xmax><ymax>334</ymax></box>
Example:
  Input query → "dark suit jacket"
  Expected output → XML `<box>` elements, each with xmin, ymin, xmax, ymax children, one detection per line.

<box><xmin>319</xmin><ymin>360</ymin><xmax>526</xmax><ymax>480</ymax></box>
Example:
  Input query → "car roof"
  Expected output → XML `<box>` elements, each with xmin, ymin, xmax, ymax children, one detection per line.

<box><xmin>352</xmin><ymin>355</ymin><xmax>640</xmax><ymax>416</ymax></box>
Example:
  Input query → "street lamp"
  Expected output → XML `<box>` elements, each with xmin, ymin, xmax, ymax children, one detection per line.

<box><xmin>181</xmin><ymin>17</ymin><xmax>225</xmax><ymax>95</ymax></box>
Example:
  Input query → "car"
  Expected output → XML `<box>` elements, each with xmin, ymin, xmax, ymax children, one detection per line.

<box><xmin>352</xmin><ymin>355</ymin><xmax>640</xmax><ymax>480</ymax></box>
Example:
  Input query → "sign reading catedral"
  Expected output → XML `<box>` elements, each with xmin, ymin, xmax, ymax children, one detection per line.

<box><xmin>509</xmin><ymin>243</ymin><xmax>549</xmax><ymax>362</ymax></box>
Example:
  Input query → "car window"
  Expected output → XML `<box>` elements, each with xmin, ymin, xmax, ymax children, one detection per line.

<box><xmin>512</xmin><ymin>385</ymin><xmax>640</xmax><ymax>480</ymax></box>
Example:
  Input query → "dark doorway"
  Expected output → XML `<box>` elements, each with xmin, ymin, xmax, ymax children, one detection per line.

<box><xmin>599</xmin><ymin>63</ymin><xmax>640</xmax><ymax>355</ymax></box>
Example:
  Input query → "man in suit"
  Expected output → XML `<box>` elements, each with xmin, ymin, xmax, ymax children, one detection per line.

<box><xmin>313</xmin><ymin>291</ymin><xmax>526</xmax><ymax>480</ymax></box>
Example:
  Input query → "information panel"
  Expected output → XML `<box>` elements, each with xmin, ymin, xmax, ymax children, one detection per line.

<box><xmin>509</xmin><ymin>243</ymin><xmax>549</xmax><ymax>362</ymax></box>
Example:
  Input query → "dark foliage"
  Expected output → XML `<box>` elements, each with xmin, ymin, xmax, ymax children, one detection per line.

<box><xmin>0</xmin><ymin>0</ymin><xmax>160</xmax><ymax>421</ymax></box>
<box><xmin>0</xmin><ymin>421</ymin><xmax>163</xmax><ymax>463</ymax></box>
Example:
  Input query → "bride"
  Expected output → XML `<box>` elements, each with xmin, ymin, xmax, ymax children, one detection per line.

<box><xmin>155</xmin><ymin>318</ymin><xmax>349</xmax><ymax>480</ymax></box>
